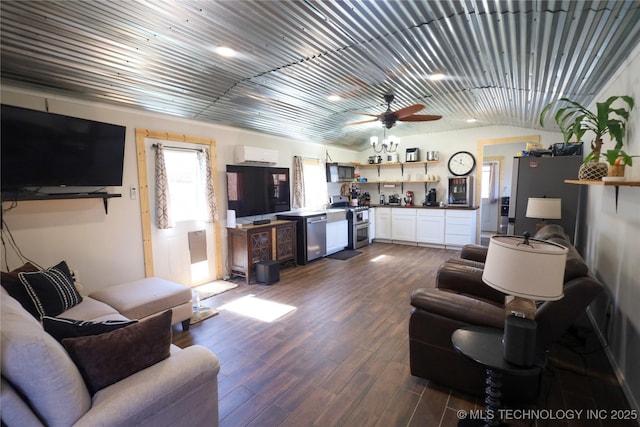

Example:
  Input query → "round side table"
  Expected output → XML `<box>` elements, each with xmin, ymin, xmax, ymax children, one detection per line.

<box><xmin>452</xmin><ymin>326</ymin><xmax>543</xmax><ymax>427</ymax></box>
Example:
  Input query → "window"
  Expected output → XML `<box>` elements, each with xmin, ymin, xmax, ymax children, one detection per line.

<box><xmin>164</xmin><ymin>149</ymin><xmax>208</xmax><ymax>222</ymax></box>
<box><xmin>302</xmin><ymin>159</ymin><xmax>328</xmax><ymax>209</ymax></box>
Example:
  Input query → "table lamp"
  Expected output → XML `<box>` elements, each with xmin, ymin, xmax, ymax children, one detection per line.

<box><xmin>526</xmin><ymin>197</ymin><xmax>561</xmax><ymax>231</ymax></box>
<box><xmin>482</xmin><ymin>233</ymin><xmax>567</xmax><ymax>367</ymax></box>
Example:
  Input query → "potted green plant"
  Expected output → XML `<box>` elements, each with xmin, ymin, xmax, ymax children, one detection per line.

<box><xmin>602</xmin><ymin>148</ymin><xmax>637</xmax><ymax>179</ymax></box>
<box><xmin>539</xmin><ymin>95</ymin><xmax>634</xmax><ymax>180</ymax></box>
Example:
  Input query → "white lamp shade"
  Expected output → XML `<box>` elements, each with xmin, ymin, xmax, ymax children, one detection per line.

<box><xmin>370</xmin><ymin>136</ymin><xmax>379</xmax><ymax>145</ymax></box>
<box><xmin>526</xmin><ymin>197</ymin><xmax>562</xmax><ymax>220</ymax></box>
<box><xmin>482</xmin><ymin>235</ymin><xmax>567</xmax><ymax>300</ymax></box>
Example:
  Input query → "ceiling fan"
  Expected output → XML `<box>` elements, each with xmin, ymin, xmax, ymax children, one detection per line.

<box><xmin>346</xmin><ymin>94</ymin><xmax>443</xmax><ymax>129</ymax></box>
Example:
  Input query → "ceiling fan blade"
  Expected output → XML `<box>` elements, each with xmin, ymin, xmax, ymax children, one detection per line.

<box><xmin>393</xmin><ymin>104</ymin><xmax>425</xmax><ymax>118</ymax></box>
<box><xmin>345</xmin><ymin>118</ymin><xmax>379</xmax><ymax>126</ymax></box>
<box><xmin>399</xmin><ymin>114</ymin><xmax>443</xmax><ymax>122</ymax></box>
<box><xmin>351</xmin><ymin>111</ymin><xmax>383</xmax><ymax>118</ymax></box>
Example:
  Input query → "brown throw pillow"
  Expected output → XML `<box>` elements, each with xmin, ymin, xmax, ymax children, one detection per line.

<box><xmin>62</xmin><ymin>310</ymin><xmax>173</xmax><ymax>394</ymax></box>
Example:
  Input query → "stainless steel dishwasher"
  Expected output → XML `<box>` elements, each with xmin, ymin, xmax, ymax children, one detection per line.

<box><xmin>305</xmin><ymin>214</ymin><xmax>327</xmax><ymax>262</ymax></box>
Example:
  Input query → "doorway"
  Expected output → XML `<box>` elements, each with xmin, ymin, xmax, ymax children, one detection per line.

<box><xmin>480</xmin><ymin>159</ymin><xmax>501</xmax><ymax>245</ymax></box>
<box><xmin>134</xmin><ymin>129</ymin><xmax>223</xmax><ymax>282</ymax></box>
<box><xmin>475</xmin><ymin>135</ymin><xmax>539</xmax><ymax>244</ymax></box>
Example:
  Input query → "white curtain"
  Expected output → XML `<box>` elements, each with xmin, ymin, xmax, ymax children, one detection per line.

<box><xmin>155</xmin><ymin>143</ymin><xmax>174</xmax><ymax>229</ymax></box>
<box><xmin>197</xmin><ymin>147</ymin><xmax>218</xmax><ymax>222</ymax></box>
<box><xmin>488</xmin><ymin>162</ymin><xmax>498</xmax><ymax>204</ymax></box>
<box><xmin>292</xmin><ymin>156</ymin><xmax>305</xmax><ymax>209</ymax></box>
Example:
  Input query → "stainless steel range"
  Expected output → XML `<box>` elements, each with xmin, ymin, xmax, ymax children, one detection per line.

<box><xmin>347</xmin><ymin>206</ymin><xmax>370</xmax><ymax>249</ymax></box>
<box><xmin>329</xmin><ymin>195</ymin><xmax>370</xmax><ymax>250</ymax></box>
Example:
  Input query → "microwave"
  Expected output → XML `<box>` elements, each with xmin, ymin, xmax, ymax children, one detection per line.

<box><xmin>326</xmin><ymin>163</ymin><xmax>355</xmax><ymax>182</ymax></box>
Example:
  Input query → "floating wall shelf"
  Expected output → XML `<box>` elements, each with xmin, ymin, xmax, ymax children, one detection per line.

<box><xmin>564</xmin><ymin>179</ymin><xmax>640</xmax><ymax>211</ymax></box>
<box><xmin>1</xmin><ymin>192</ymin><xmax>122</xmax><ymax>214</ymax></box>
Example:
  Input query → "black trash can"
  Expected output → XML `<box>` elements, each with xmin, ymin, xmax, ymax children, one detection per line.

<box><xmin>256</xmin><ymin>260</ymin><xmax>280</xmax><ymax>285</ymax></box>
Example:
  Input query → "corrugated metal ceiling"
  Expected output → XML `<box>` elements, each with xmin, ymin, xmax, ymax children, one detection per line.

<box><xmin>2</xmin><ymin>1</ymin><xmax>640</xmax><ymax>151</ymax></box>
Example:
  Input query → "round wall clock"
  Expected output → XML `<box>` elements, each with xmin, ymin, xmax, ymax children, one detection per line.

<box><xmin>448</xmin><ymin>151</ymin><xmax>476</xmax><ymax>176</ymax></box>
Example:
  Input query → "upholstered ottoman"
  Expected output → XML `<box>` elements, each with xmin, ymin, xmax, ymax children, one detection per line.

<box><xmin>90</xmin><ymin>277</ymin><xmax>193</xmax><ymax>331</ymax></box>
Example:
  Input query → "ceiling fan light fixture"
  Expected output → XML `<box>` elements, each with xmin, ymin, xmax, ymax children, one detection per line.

<box><xmin>371</xmin><ymin>134</ymin><xmax>399</xmax><ymax>153</ymax></box>
<box><xmin>385</xmin><ymin>136</ymin><xmax>400</xmax><ymax>152</ymax></box>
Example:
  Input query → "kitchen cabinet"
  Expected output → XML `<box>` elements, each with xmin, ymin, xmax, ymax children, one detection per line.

<box><xmin>391</xmin><ymin>208</ymin><xmax>417</xmax><ymax>243</ymax></box>
<box><xmin>445</xmin><ymin>210</ymin><xmax>477</xmax><ymax>247</ymax></box>
<box><xmin>228</xmin><ymin>220</ymin><xmax>296</xmax><ymax>284</ymax></box>
<box><xmin>368</xmin><ymin>208</ymin><xmax>376</xmax><ymax>242</ymax></box>
<box><xmin>326</xmin><ymin>219</ymin><xmax>348</xmax><ymax>255</ymax></box>
<box><xmin>375</xmin><ymin>207</ymin><xmax>392</xmax><ymax>240</ymax></box>
<box><xmin>416</xmin><ymin>209</ymin><xmax>445</xmax><ymax>245</ymax></box>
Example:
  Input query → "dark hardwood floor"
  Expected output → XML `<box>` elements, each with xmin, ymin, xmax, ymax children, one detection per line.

<box><xmin>172</xmin><ymin>242</ymin><xmax>635</xmax><ymax>427</ymax></box>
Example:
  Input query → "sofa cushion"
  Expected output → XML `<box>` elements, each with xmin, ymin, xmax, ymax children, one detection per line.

<box><xmin>62</xmin><ymin>310</ymin><xmax>173</xmax><ymax>394</ymax></box>
<box><xmin>17</xmin><ymin>261</ymin><xmax>82</xmax><ymax>318</ymax></box>
<box><xmin>58</xmin><ymin>296</ymin><xmax>127</xmax><ymax>322</ymax></box>
<box><xmin>1</xmin><ymin>262</ymin><xmax>41</xmax><ymax>318</ymax></box>
<box><xmin>43</xmin><ymin>316</ymin><xmax>137</xmax><ymax>342</ymax></box>
<box><xmin>1</xmin><ymin>293</ymin><xmax>91</xmax><ymax>426</ymax></box>
<box><xmin>546</xmin><ymin>237</ymin><xmax>589</xmax><ymax>282</ymax></box>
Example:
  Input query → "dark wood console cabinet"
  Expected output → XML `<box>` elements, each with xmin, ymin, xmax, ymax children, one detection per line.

<box><xmin>227</xmin><ymin>220</ymin><xmax>296</xmax><ymax>284</ymax></box>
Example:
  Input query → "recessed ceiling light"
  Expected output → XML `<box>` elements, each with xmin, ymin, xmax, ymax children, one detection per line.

<box><xmin>215</xmin><ymin>46</ymin><xmax>236</xmax><ymax>57</ymax></box>
<box><xmin>427</xmin><ymin>73</ymin><xmax>446</xmax><ymax>81</ymax></box>
<box><xmin>328</xmin><ymin>95</ymin><xmax>341</xmax><ymax>101</ymax></box>
<box><xmin>466</xmin><ymin>118</ymin><xmax>479</xmax><ymax>123</ymax></box>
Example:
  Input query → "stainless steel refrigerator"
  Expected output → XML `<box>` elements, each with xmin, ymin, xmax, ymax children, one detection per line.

<box><xmin>508</xmin><ymin>156</ymin><xmax>583</xmax><ymax>242</ymax></box>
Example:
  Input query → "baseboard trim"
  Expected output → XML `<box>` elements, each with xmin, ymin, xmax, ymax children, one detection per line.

<box><xmin>586</xmin><ymin>307</ymin><xmax>639</xmax><ymax>419</ymax></box>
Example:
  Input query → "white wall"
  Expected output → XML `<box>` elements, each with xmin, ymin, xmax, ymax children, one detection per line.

<box><xmin>579</xmin><ymin>43</ymin><xmax>640</xmax><ymax>410</ymax></box>
<box><xmin>0</xmin><ymin>87</ymin><xmax>357</xmax><ymax>293</ymax></box>
<box><xmin>355</xmin><ymin>127</ymin><xmax>561</xmax><ymax>207</ymax></box>
<box><xmin>0</xmin><ymin>87</ymin><xmax>563</xmax><ymax>290</ymax></box>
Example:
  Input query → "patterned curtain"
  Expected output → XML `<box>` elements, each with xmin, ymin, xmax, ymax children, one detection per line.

<box><xmin>292</xmin><ymin>156</ymin><xmax>305</xmax><ymax>209</ymax></box>
<box><xmin>155</xmin><ymin>143</ymin><xmax>174</xmax><ymax>229</ymax></box>
<box><xmin>197</xmin><ymin>147</ymin><xmax>218</xmax><ymax>222</ymax></box>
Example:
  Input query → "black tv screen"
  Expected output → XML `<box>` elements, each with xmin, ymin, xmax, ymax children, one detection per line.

<box><xmin>226</xmin><ymin>164</ymin><xmax>290</xmax><ymax>218</ymax></box>
<box><xmin>1</xmin><ymin>104</ymin><xmax>126</xmax><ymax>191</ymax></box>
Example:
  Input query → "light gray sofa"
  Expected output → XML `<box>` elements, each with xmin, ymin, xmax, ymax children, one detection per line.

<box><xmin>1</xmin><ymin>287</ymin><xmax>221</xmax><ymax>427</ymax></box>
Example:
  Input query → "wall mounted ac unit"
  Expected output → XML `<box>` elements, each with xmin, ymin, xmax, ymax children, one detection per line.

<box><xmin>234</xmin><ymin>145</ymin><xmax>278</xmax><ymax>164</ymax></box>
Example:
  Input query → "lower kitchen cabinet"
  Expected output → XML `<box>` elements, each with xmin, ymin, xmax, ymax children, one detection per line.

<box><xmin>391</xmin><ymin>208</ymin><xmax>417</xmax><ymax>243</ymax></box>
<box><xmin>416</xmin><ymin>209</ymin><xmax>445</xmax><ymax>245</ymax></box>
<box><xmin>445</xmin><ymin>209</ymin><xmax>477</xmax><ymax>247</ymax></box>
<box><xmin>373</xmin><ymin>206</ymin><xmax>477</xmax><ymax>248</ymax></box>
<box><xmin>326</xmin><ymin>219</ymin><xmax>348</xmax><ymax>255</ymax></box>
<box><xmin>375</xmin><ymin>207</ymin><xmax>391</xmax><ymax>240</ymax></box>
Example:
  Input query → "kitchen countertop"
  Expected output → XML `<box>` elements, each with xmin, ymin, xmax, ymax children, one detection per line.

<box><xmin>369</xmin><ymin>204</ymin><xmax>479</xmax><ymax>210</ymax></box>
<box><xmin>277</xmin><ymin>208</ymin><xmax>348</xmax><ymax>219</ymax></box>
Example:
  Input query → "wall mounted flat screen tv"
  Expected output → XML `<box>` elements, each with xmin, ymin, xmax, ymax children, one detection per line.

<box><xmin>1</xmin><ymin>104</ymin><xmax>126</xmax><ymax>192</ymax></box>
<box><xmin>226</xmin><ymin>164</ymin><xmax>290</xmax><ymax>218</ymax></box>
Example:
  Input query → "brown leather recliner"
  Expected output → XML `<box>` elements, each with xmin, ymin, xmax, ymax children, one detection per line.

<box><xmin>409</xmin><ymin>225</ymin><xmax>603</xmax><ymax>404</ymax></box>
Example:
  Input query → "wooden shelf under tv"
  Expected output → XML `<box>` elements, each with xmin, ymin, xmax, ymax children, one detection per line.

<box><xmin>1</xmin><ymin>192</ymin><xmax>122</xmax><ymax>214</ymax></box>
